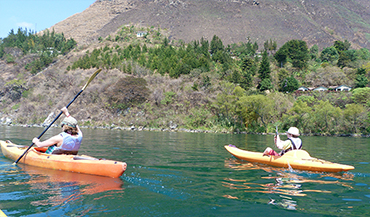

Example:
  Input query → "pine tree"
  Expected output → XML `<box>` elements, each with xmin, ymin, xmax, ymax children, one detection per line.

<box><xmin>258</xmin><ymin>51</ymin><xmax>271</xmax><ymax>81</ymax></box>
<box><xmin>257</xmin><ymin>51</ymin><xmax>272</xmax><ymax>91</ymax></box>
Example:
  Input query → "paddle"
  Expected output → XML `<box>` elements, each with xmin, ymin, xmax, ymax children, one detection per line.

<box><xmin>13</xmin><ymin>69</ymin><xmax>102</xmax><ymax>164</ymax></box>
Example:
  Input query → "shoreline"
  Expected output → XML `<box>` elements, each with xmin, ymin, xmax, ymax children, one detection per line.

<box><xmin>1</xmin><ymin>123</ymin><xmax>370</xmax><ymax>138</ymax></box>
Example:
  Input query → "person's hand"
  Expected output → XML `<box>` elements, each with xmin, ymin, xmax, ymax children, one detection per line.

<box><xmin>61</xmin><ymin>107</ymin><xmax>70</xmax><ymax>117</ymax></box>
<box><xmin>32</xmin><ymin>138</ymin><xmax>40</xmax><ymax>145</ymax></box>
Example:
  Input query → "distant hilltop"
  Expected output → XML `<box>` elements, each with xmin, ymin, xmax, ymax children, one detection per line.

<box><xmin>48</xmin><ymin>0</ymin><xmax>370</xmax><ymax>49</ymax></box>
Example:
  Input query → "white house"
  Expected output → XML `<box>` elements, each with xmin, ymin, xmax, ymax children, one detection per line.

<box><xmin>335</xmin><ymin>85</ymin><xmax>351</xmax><ymax>91</ymax></box>
<box><xmin>136</xmin><ymin>31</ymin><xmax>147</xmax><ymax>37</ymax></box>
<box><xmin>313</xmin><ymin>86</ymin><xmax>328</xmax><ymax>91</ymax></box>
<box><xmin>297</xmin><ymin>86</ymin><xmax>309</xmax><ymax>91</ymax></box>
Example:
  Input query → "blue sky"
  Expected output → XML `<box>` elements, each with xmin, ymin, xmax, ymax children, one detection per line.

<box><xmin>0</xmin><ymin>0</ymin><xmax>95</xmax><ymax>38</ymax></box>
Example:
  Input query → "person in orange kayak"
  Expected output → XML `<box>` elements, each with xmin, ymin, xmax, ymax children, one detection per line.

<box><xmin>32</xmin><ymin>107</ymin><xmax>83</xmax><ymax>155</ymax></box>
<box><xmin>263</xmin><ymin>127</ymin><xmax>302</xmax><ymax>156</ymax></box>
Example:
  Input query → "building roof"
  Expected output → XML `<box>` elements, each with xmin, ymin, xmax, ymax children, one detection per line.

<box><xmin>297</xmin><ymin>86</ymin><xmax>308</xmax><ymax>91</ymax></box>
<box><xmin>313</xmin><ymin>86</ymin><xmax>328</xmax><ymax>91</ymax></box>
<box><xmin>335</xmin><ymin>85</ymin><xmax>352</xmax><ymax>91</ymax></box>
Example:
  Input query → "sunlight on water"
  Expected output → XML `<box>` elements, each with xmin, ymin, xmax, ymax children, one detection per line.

<box><xmin>222</xmin><ymin>157</ymin><xmax>365</xmax><ymax>214</ymax></box>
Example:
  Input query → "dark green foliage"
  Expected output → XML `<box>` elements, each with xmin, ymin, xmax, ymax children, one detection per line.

<box><xmin>240</xmin><ymin>57</ymin><xmax>257</xmax><ymax>76</ymax></box>
<box><xmin>355</xmin><ymin>75</ymin><xmax>369</xmax><ymax>88</ymax></box>
<box><xmin>274</xmin><ymin>46</ymin><xmax>288</xmax><ymax>67</ymax></box>
<box><xmin>239</xmin><ymin>70</ymin><xmax>253</xmax><ymax>90</ymax></box>
<box><xmin>263</xmin><ymin>39</ymin><xmax>277</xmax><ymax>54</ymax></box>
<box><xmin>210</xmin><ymin>35</ymin><xmax>224</xmax><ymax>55</ymax></box>
<box><xmin>71</xmin><ymin>35</ymin><xmax>218</xmax><ymax>77</ymax></box>
<box><xmin>257</xmin><ymin>51</ymin><xmax>272</xmax><ymax>91</ymax></box>
<box><xmin>334</xmin><ymin>40</ymin><xmax>351</xmax><ymax>53</ymax></box>
<box><xmin>356</xmin><ymin>48</ymin><xmax>370</xmax><ymax>60</ymax></box>
<box><xmin>320</xmin><ymin>46</ymin><xmax>339</xmax><ymax>63</ymax></box>
<box><xmin>0</xmin><ymin>27</ymin><xmax>76</xmax><ymax>73</ymax></box>
<box><xmin>274</xmin><ymin>39</ymin><xmax>309</xmax><ymax>69</ymax></box>
<box><xmin>280</xmin><ymin>75</ymin><xmax>300</xmax><ymax>93</ymax></box>
<box><xmin>258</xmin><ymin>79</ymin><xmax>273</xmax><ymax>91</ymax></box>
<box><xmin>355</xmin><ymin>67</ymin><xmax>369</xmax><ymax>88</ymax></box>
<box><xmin>334</xmin><ymin>40</ymin><xmax>356</xmax><ymax>68</ymax></box>
<box><xmin>230</xmin><ymin>39</ymin><xmax>258</xmax><ymax>59</ymax></box>
<box><xmin>338</xmin><ymin>49</ymin><xmax>357</xmax><ymax>68</ymax></box>
<box><xmin>309</xmin><ymin>44</ymin><xmax>319</xmax><ymax>60</ymax></box>
<box><xmin>201</xmin><ymin>75</ymin><xmax>211</xmax><ymax>89</ymax></box>
<box><xmin>258</xmin><ymin>51</ymin><xmax>271</xmax><ymax>81</ymax></box>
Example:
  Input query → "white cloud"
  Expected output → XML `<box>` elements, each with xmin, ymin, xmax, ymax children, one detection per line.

<box><xmin>16</xmin><ymin>22</ymin><xmax>34</xmax><ymax>29</ymax></box>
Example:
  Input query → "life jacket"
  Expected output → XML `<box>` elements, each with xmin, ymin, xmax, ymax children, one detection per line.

<box><xmin>46</xmin><ymin>132</ymin><xmax>82</xmax><ymax>155</ymax></box>
<box><xmin>280</xmin><ymin>137</ymin><xmax>302</xmax><ymax>156</ymax></box>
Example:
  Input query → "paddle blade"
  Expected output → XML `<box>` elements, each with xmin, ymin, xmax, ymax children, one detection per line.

<box><xmin>82</xmin><ymin>69</ymin><xmax>102</xmax><ymax>91</ymax></box>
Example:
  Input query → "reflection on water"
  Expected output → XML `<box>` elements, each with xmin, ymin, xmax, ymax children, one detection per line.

<box><xmin>223</xmin><ymin>158</ymin><xmax>355</xmax><ymax>211</ymax></box>
<box><xmin>13</xmin><ymin>164</ymin><xmax>124</xmax><ymax>206</ymax></box>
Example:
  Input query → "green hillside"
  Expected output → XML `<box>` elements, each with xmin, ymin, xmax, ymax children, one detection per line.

<box><xmin>1</xmin><ymin>24</ymin><xmax>369</xmax><ymax>135</ymax></box>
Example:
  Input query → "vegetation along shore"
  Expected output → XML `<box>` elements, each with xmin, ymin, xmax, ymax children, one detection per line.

<box><xmin>1</xmin><ymin>26</ymin><xmax>370</xmax><ymax>136</ymax></box>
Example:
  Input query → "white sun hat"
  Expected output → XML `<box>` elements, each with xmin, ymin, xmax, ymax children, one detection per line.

<box><xmin>286</xmin><ymin>127</ymin><xmax>300</xmax><ymax>136</ymax></box>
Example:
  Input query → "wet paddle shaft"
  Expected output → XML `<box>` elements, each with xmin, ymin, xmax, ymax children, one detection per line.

<box><xmin>14</xmin><ymin>69</ymin><xmax>102</xmax><ymax>164</ymax></box>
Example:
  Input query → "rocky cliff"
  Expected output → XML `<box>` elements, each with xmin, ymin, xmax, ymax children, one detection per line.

<box><xmin>49</xmin><ymin>0</ymin><xmax>370</xmax><ymax>49</ymax></box>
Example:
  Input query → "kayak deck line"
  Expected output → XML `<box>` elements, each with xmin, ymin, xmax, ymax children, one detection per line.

<box><xmin>1</xmin><ymin>140</ymin><xmax>127</xmax><ymax>178</ymax></box>
<box><xmin>0</xmin><ymin>209</ymin><xmax>6</xmax><ymax>217</ymax></box>
<box><xmin>224</xmin><ymin>144</ymin><xmax>355</xmax><ymax>173</ymax></box>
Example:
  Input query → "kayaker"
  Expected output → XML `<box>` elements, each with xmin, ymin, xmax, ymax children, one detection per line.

<box><xmin>32</xmin><ymin>107</ymin><xmax>83</xmax><ymax>155</ymax></box>
<box><xmin>262</xmin><ymin>127</ymin><xmax>302</xmax><ymax>156</ymax></box>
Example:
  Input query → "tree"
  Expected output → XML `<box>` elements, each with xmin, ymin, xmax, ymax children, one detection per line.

<box><xmin>334</xmin><ymin>40</ymin><xmax>351</xmax><ymax>53</ymax></box>
<box><xmin>282</xmin><ymin>100</ymin><xmax>312</xmax><ymax>133</ymax></box>
<box><xmin>264</xmin><ymin>39</ymin><xmax>277</xmax><ymax>54</ymax></box>
<box><xmin>354</xmin><ymin>67</ymin><xmax>368</xmax><ymax>88</ymax></box>
<box><xmin>320</xmin><ymin>46</ymin><xmax>339</xmax><ymax>63</ymax></box>
<box><xmin>274</xmin><ymin>39</ymin><xmax>309</xmax><ymax>69</ymax></box>
<box><xmin>241</xmin><ymin>57</ymin><xmax>257</xmax><ymax>75</ymax></box>
<box><xmin>280</xmin><ymin>75</ymin><xmax>299</xmax><ymax>93</ymax></box>
<box><xmin>356</xmin><ymin>48</ymin><xmax>370</xmax><ymax>60</ymax></box>
<box><xmin>239</xmin><ymin>70</ymin><xmax>253</xmax><ymax>90</ymax></box>
<box><xmin>343</xmin><ymin>103</ymin><xmax>366</xmax><ymax>133</ymax></box>
<box><xmin>312</xmin><ymin>100</ymin><xmax>342</xmax><ymax>133</ymax></box>
<box><xmin>213</xmin><ymin>81</ymin><xmax>239</xmax><ymax>128</ymax></box>
<box><xmin>210</xmin><ymin>35</ymin><xmax>224</xmax><ymax>55</ymax></box>
<box><xmin>355</xmin><ymin>75</ymin><xmax>369</xmax><ymax>88</ymax></box>
<box><xmin>237</xmin><ymin>94</ymin><xmax>274</xmax><ymax>132</ymax></box>
<box><xmin>257</xmin><ymin>51</ymin><xmax>272</xmax><ymax>91</ymax></box>
<box><xmin>274</xmin><ymin>45</ymin><xmax>288</xmax><ymax>67</ymax></box>
<box><xmin>200</xmin><ymin>37</ymin><xmax>210</xmax><ymax>58</ymax></box>
<box><xmin>351</xmin><ymin>87</ymin><xmax>370</xmax><ymax>105</ymax></box>
<box><xmin>259</xmin><ymin>79</ymin><xmax>273</xmax><ymax>92</ymax></box>
<box><xmin>309</xmin><ymin>44</ymin><xmax>319</xmax><ymax>60</ymax></box>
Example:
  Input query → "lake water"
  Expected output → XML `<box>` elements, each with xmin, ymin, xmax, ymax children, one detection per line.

<box><xmin>0</xmin><ymin>126</ymin><xmax>369</xmax><ymax>216</ymax></box>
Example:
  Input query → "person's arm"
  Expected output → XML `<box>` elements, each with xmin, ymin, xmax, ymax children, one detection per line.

<box><xmin>32</xmin><ymin>135</ymin><xmax>63</xmax><ymax>148</ymax></box>
<box><xmin>276</xmin><ymin>139</ymin><xmax>292</xmax><ymax>150</ymax></box>
<box><xmin>76</xmin><ymin>125</ymin><xmax>83</xmax><ymax>137</ymax></box>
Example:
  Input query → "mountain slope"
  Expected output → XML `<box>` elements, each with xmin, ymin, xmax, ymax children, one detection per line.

<box><xmin>50</xmin><ymin>0</ymin><xmax>370</xmax><ymax>49</ymax></box>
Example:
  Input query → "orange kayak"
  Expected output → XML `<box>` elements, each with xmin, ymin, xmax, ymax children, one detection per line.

<box><xmin>225</xmin><ymin>144</ymin><xmax>354</xmax><ymax>173</ymax></box>
<box><xmin>1</xmin><ymin>140</ymin><xmax>127</xmax><ymax>178</ymax></box>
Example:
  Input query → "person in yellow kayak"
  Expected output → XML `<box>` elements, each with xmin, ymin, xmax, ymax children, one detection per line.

<box><xmin>263</xmin><ymin>127</ymin><xmax>302</xmax><ymax>156</ymax></box>
<box><xmin>32</xmin><ymin>107</ymin><xmax>83</xmax><ymax>155</ymax></box>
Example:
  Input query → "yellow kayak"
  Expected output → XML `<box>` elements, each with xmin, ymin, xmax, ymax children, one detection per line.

<box><xmin>0</xmin><ymin>209</ymin><xmax>6</xmax><ymax>217</ymax></box>
<box><xmin>224</xmin><ymin>145</ymin><xmax>354</xmax><ymax>172</ymax></box>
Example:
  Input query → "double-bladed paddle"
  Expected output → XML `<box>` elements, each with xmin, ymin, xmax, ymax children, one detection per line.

<box><xmin>13</xmin><ymin>69</ymin><xmax>102</xmax><ymax>164</ymax></box>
